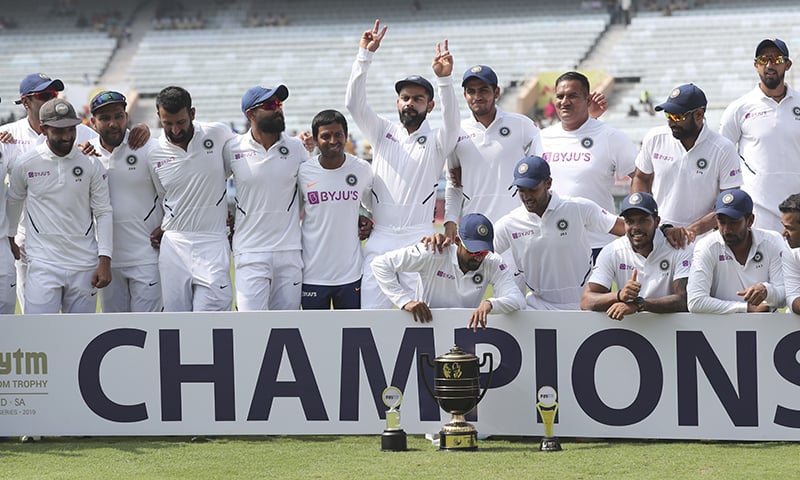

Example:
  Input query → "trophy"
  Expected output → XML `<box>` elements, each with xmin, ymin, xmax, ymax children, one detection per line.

<box><xmin>420</xmin><ymin>345</ymin><xmax>493</xmax><ymax>451</ymax></box>
<box><xmin>381</xmin><ymin>386</ymin><xmax>407</xmax><ymax>452</ymax></box>
<box><xmin>536</xmin><ymin>385</ymin><xmax>562</xmax><ymax>452</ymax></box>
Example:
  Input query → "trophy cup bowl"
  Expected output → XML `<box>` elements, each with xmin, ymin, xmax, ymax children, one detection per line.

<box><xmin>420</xmin><ymin>345</ymin><xmax>493</xmax><ymax>451</ymax></box>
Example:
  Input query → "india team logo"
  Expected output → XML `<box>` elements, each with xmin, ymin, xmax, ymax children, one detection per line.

<box><xmin>517</xmin><ymin>163</ymin><xmax>529</xmax><ymax>175</ymax></box>
<box><xmin>557</xmin><ymin>219</ymin><xmax>568</xmax><ymax>231</ymax></box>
<box><xmin>670</xmin><ymin>88</ymin><xmax>681</xmax><ymax>98</ymax></box>
<box><xmin>472</xmin><ymin>273</ymin><xmax>483</xmax><ymax>284</ymax></box>
<box><xmin>721</xmin><ymin>193</ymin><xmax>735</xmax><ymax>205</ymax></box>
<box><xmin>753</xmin><ymin>251</ymin><xmax>763</xmax><ymax>263</ymax></box>
<box><xmin>696</xmin><ymin>158</ymin><xmax>708</xmax><ymax>170</ymax></box>
<box><xmin>581</xmin><ymin>137</ymin><xmax>594</xmax><ymax>149</ymax></box>
<box><xmin>72</xmin><ymin>166</ymin><xmax>84</xmax><ymax>177</ymax></box>
<box><xmin>346</xmin><ymin>174</ymin><xmax>357</xmax><ymax>186</ymax></box>
<box><xmin>499</xmin><ymin>126</ymin><xmax>510</xmax><ymax>137</ymax></box>
<box><xmin>417</xmin><ymin>136</ymin><xmax>427</xmax><ymax>145</ymax></box>
<box><xmin>307</xmin><ymin>191</ymin><xmax>320</xmax><ymax>205</ymax></box>
<box><xmin>629</xmin><ymin>193</ymin><xmax>642</xmax><ymax>205</ymax></box>
<box><xmin>793</xmin><ymin>106</ymin><xmax>800</xmax><ymax>117</ymax></box>
<box><xmin>279</xmin><ymin>146</ymin><xmax>290</xmax><ymax>155</ymax></box>
<box><xmin>203</xmin><ymin>139</ymin><xmax>214</xmax><ymax>149</ymax></box>
<box><xmin>55</xmin><ymin>102</ymin><xmax>70</xmax><ymax>115</ymax></box>
<box><xmin>126</xmin><ymin>155</ymin><xmax>137</xmax><ymax>166</ymax></box>
<box><xmin>477</xmin><ymin>224</ymin><xmax>489</xmax><ymax>237</ymax></box>
<box><xmin>660</xmin><ymin>259</ymin><xmax>670</xmax><ymax>271</ymax></box>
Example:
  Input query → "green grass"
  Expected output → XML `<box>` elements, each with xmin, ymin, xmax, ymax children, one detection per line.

<box><xmin>1</xmin><ymin>436</ymin><xmax>798</xmax><ymax>479</ymax></box>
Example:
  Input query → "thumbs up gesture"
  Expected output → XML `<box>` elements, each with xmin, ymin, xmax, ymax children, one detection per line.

<box><xmin>619</xmin><ymin>268</ymin><xmax>641</xmax><ymax>303</ymax></box>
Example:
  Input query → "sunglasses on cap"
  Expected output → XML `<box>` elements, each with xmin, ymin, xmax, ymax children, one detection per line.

<box><xmin>754</xmin><ymin>55</ymin><xmax>788</xmax><ymax>65</ymax></box>
<box><xmin>467</xmin><ymin>249</ymin><xmax>490</xmax><ymax>258</ymax></box>
<box><xmin>250</xmin><ymin>98</ymin><xmax>282</xmax><ymax>112</ymax></box>
<box><xmin>664</xmin><ymin>108</ymin><xmax>701</xmax><ymax>123</ymax></box>
<box><xmin>90</xmin><ymin>91</ymin><xmax>127</xmax><ymax>112</ymax></box>
<box><xmin>26</xmin><ymin>90</ymin><xmax>59</xmax><ymax>102</ymax></box>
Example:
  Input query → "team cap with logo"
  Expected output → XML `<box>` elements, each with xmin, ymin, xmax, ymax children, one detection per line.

<box><xmin>459</xmin><ymin>213</ymin><xmax>494</xmax><ymax>253</ymax></box>
<box><xmin>241</xmin><ymin>85</ymin><xmax>289</xmax><ymax>113</ymax></box>
<box><xmin>654</xmin><ymin>83</ymin><xmax>707</xmax><ymax>114</ymax></box>
<box><xmin>39</xmin><ymin>98</ymin><xmax>81</xmax><ymax>128</ymax></box>
<box><xmin>511</xmin><ymin>155</ymin><xmax>551</xmax><ymax>190</ymax></box>
<box><xmin>715</xmin><ymin>189</ymin><xmax>753</xmax><ymax>219</ymax></box>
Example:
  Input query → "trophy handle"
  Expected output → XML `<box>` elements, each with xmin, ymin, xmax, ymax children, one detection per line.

<box><xmin>418</xmin><ymin>353</ymin><xmax>436</xmax><ymax>401</ymax></box>
<box><xmin>476</xmin><ymin>352</ymin><xmax>494</xmax><ymax>405</ymax></box>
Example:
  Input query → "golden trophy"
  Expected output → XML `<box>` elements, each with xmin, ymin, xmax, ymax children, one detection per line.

<box><xmin>381</xmin><ymin>386</ymin><xmax>407</xmax><ymax>451</ymax></box>
<box><xmin>536</xmin><ymin>385</ymin><xmax>562</xmax><ymax>451</ymax></box>
<box><xmin>420</xmin><ymin>345</ymin><xmax>493</xmax><ymax>451</ymax></box>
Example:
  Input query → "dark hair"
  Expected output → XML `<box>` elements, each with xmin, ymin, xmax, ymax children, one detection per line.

<box><xmin>779</xmin><ymin>193</ymin><xmax>800</xmax><ymax>214</ymax></box>
<box><xmin>311</xmin><ymin>109</ymin><xmax>348</xmax><ymax>139</ymax></box>
<box><xmin>156</xmin><ymin>86</ymin><xmax>192</xmax><ymax>114</ymax></box>
<box><xmin>555</xmin><ymin>71</ymin><xmax>590</xmax><ymax>95</ymax></box>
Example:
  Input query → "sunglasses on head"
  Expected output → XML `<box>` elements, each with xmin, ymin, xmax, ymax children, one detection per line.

<box><xmin>91</xmin><ymin>91</ymin><xmax>126</xmax><ymax>112</ymax></box>
<box><xmin>664</xmin><ymin>108</ymin><xmax>701</xmax><ymax>123</ymax></box>
<box><xmin>27</xmin><ymin>90</ymin><xmax>58</xmax><ymax>102</ymax></box>
<box><xmin>754</xmin><ymin>55</ymin><xmax>788</xmax><ymax>65</ymax></box>
<box><xmin>250</xmin><ymin>98</ymin><xmax>282</xmax><ymax>111</ymax></box>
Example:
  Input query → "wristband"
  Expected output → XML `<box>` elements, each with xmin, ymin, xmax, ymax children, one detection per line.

<box><xmin>659</xmin><ymin>223</ymin><xmax>674</xmax><ymax>234</ymax></box>
<box><xmin>616</xmin><ymin>290</ymin><xmax>622</xmax><ymax>302</ymax></box>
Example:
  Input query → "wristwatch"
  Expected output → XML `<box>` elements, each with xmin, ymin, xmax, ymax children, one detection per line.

<box><xmin>631</xmin><ymin>296</ymin><xmax>645</xmax><ymax>312</ymax></box>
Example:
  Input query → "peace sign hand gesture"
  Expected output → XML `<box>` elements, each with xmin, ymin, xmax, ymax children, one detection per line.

<box><xmin>360</xmin><ymin>19</ymin><xmax>387</xmax><ymax>52</ymax></box>
<box><xmin>432</xmin><ymin>39</ymin><xmax>453</xmax><ymax>78</ymax></box>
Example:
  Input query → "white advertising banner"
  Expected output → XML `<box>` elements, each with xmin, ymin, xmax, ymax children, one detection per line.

<box><xmin>2</xmin><ymin>309</ymin><xmax>800</xmax><ymax>440</ymax></box>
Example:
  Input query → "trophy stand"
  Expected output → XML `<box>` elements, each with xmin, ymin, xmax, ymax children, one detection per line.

<box><xmin>536</xmin><ymin>386</ymin><xmax>562</xmax><ymax>452</ymax></box>
<box><xmin>439</xmin><ymin>413</ymin><xmax>478</xmax><ymax>451</ymax></box>
<box><xmin>381</xmin><ymin>386</ymin><xmax>407</xmax><ymax>452</ymax></box>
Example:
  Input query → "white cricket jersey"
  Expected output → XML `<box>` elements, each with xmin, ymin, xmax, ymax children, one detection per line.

<box><xmin>783</xmin><ymin>246</ymin><xmax>800</xmax><ymax>310</ymax></box>
<box><xmin>223</xmin><ymin>131</ymin><xmax>308</xmax><ymax>254</ymax></box>
<box><xmin>494</xmin><ymin>191</ymin><xmax>618</xmax><ymax>310</ymax></box>
<box><xmin>148</xmin><ymin>121</ymin><xmax>233</xmax><ymax>234</ymax></box>
<box><xmin>541</xmin><ymin>118</ymin><xmax>636</xmax><ymax>249</ymax></box>
<box><xmin>7</xmin><ymin>143</ymin><xmax>112</xmax><ymax>270</ymax></box>
<box><xmin>444</xmin><ymin>108</ymin><xmax>543</xmax><ymax>224</ymax></box>
<box><xmin>371</xmin><ymin>242</ymin><xmax>525</xmax><ymax>312</ymax></box>
<box><xmin>91</xmin><ymin>133</ymin><xmax>162</xmax><ymax>268</ymax></box>
<box><xmin>589</xmin><ymin>229</ymin><xmax>692</xmax><ymax>299</ymax></box>
<box><xmin>687</xmin><ymin>228</ymin><xmax>787</xmax><ymax>313</ymax></box>
<box><xmin>636</xmin><ymin>123</ymin><xmax>742</xmax><ymax>227</ymax></box>
<box><xmin>720</xmin><ymin>85</ymin><xmax>800</xmax><ymax>232</ymax></box>
<box><xmin>345</xmin><ymin>47</ymin><xmax>460</xmax><ymax>230</ymax></box>
<box><xmin>298</xmin><ymin>153</ymin><xmax>373</xmax><ymax>285</ymax></box>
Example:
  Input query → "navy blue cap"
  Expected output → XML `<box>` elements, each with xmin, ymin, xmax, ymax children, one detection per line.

<box><xmin>90</xmin><ymin>90</ymin><xmax>127</xmax><ymax>114</ymax></box>
<box><xmin>756</xmin><ymin>38</ymin><xmax>789</xmax><ymax>58</ymax></box>
<box><xmin>655</xmin><ymin>83</ymin><xmax>707</xmax><ymax>114</ymax></box>
<box><xmin>462</xmin><ymin>65</ymin><xmax>498</xmax><ymax>87</ymax></box>
<box><xmin>241</xmin><ymin>85</ymin><xmax>289</xmax><ymax>113</ymax></box>
<box><xmin>511</xmin><ymin>155</ymin><xmax>551</xmax><ymax>190</ymax></box>
<box><xmin>15</xmin><ymin>73</ymin><xmax>64</xmax><ymax>104</ymax></box>
<box><xmin>620</xmin><ymin>192</ymin><xmax>658</xmax><ymax>216</ymax></box>
<box><xmin>715</xmin><ymin>189</ymin><xmax>753</xmax><ymax>219</ymax></box>
<box><xmin>459</xmin><ymin>213</ymin><xmax>494</xmax><ymax>253</ymax></box>
<box><xmin>395</xmin><ymin>75</ymin><xmax>434</xmax><ymax>101</ymax></box>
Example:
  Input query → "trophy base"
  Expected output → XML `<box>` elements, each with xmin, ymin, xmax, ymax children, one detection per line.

<box><xmin>540</xmin><ymin>436</ymin><xmax>562</xmax><ymax>452</ymax></box>
<box><xmin>439</xmin><ymin>416</ymin><xmax>478</xmax><ymax>451</ymax></box>
<box><xmin>381</xmin><ymin>429</ymin><xmax>407</xmax><ymax>452</ymax></box>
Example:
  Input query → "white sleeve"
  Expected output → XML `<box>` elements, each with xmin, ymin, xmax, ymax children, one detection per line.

<box><xmin>687</xmin><ymin>243</ymin><xmax>747</xmax><ymax>314</ymax></box>
<box><xmin>5</xmin><ymin>155</ymin><xmax>26</xmax><ymax>237</ymax></box>
<box><xmin>784</xmin><ymin>248</ymin><xmax>800</xmax><ymax>311</ymax></box>
<box><xmin>718</xmin><ymin>139</ymin><xmax>744</xmax><ymax>190</ymax></box>
<box><xmin>370</xmin><ymin>243</ymin><xmax>431</xmax><ymax>308</ymax></box>
<box><xmin>90</xmin><ymin>158</ymin><xmax>114</xmax><ymax>258</ymax></box>
<box><xmin>762</xmin><ymin>237</ymin><xmax>787</xmax><ymax>309</ymax></box>
<box><xmin>577</xmin><ymin>197</ymin><xmax>618</xmax><ymax>234</ymax></box>
<box><xmin>435</xmin><ymin>74</ymin><xmax>460</xmax><ymax>158</ymax></box>
<box><xmin>485</xmin><ymin>255</ymin><xmax>525</xmax><ymax>313</ymax></box>
<box><xmin>634</xmin><ymin>132</ymin><xmax>655</xmax><ymax>175</ymax></box>
<box><xmin>587</xmin><ymin>244</ymin><xmax>616</xmax><ymax>290</ymax></box>
<box><xmin>611</xmin><ymin>129</ymin><xmax>637</xmax><ymax>177</ymax></box>
<box><xmin>443</xmin><ymin>163</ymin><xmax>463</xmax><ymax>225</ymax></box>
<box><xmin>345</xmin><ymin>48</ymin><xmax>392</xmax><ymax>145</ymax></box>
<box><xmin>718</xmin><ymin>102</ymin><xmax>742</xmax><ymax>146</ymax></box>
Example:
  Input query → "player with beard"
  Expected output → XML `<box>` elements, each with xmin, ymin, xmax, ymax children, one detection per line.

<box><xmin>298</xmin><ymin>110</ymin><xmax>373</xmax><ymax>310</ymax></box>
<box><xmin>345</xmin><ymin>19</ymin><xmax>460</xmax><ymax>309</ymax></box>
<box><xmin>779</xmin><ymin>194</ymin><xmax>800</xmax><ymax>313</ymax></box>
<box><xmin>687</xmin><ymin>189</ymin><xmax>787</xmax><ymax>314</ymax></box>
<box><xmin>632</xmin><ymin>83</ymin><xmax>742</xmax><ymax>247</ymax></box>
<box><xmin>88</xmin><ymin>91</ymin><xmax>163</xmax><ymax>313</ymax></box>
<box><xmin>581</xmin><ymin>192</ymin><xmax>691</xmax><ymax>321</ymax></box>
<box><xmin>6</xmin><ymin>98</ymin><xmax>112</xmax><ymax>314</ymax></box>
<box><xmin>371</xmin><ymin>213</ymin><xmax>524</xmax><ymax>330</ymax></box>
<box><xmin>720</xmin><ymin>38</ymin><xmax>800</xmax><ymax>233</ymax></box>
<box><xmin>222</xmin><ymin>85</ymin><xmax>309</xmax><ymax>311</ymax></box>
<box><xmin>147</xmin><ymin>86</ymin><xmax>235</xmax><ymax>312</ymax></box>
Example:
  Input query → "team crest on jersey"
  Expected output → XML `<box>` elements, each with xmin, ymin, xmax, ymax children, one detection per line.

<box><xmin>753</xmin><ymin>251</ymin><xmax>763</xmax><ymax>263</ymax></box>
<box><xmin>472</xmin><ymin>273</ymin><xmax>484</xmax><ymax>284</ymax></box>
<box><xmin>793</xmin><ymin>106</ymin><xmax>800</xmax><ymax>117</ymax></box>
<box><xmin>660</xmin><ymin>259</ymin><xmax>670</xmax><ymax>271</ymax></box>
<box><xmin>346</xmin><ymin>174</ymin><xmax>357</xmax><ymax>186</ymax></box>
<box><xmin>203</xmin><ymin>139</ymin><xmax>214</xmax><ymax>149</ymax></box>
<box><xmin>417</xmin><ymin>136</ymin><xmax>427</xmax><ymax>145</ymax></box>
<box><xmin>557</xmin><ymin>219</ymin><xmax>569</xmax><ymax>231</ymax></box>
<box><xmin>126</xmin><ymin>155</ymin><xmax>137</xmax><ymax>166</ymax></box>
<box><xmin>499</xmin><ymin>126</ymin><xmax>510</xmax><ymax>137</ymax></box>
<box><xmin>696</xmin><ymin>158</ymin><xmax>708</xmax><ymax>170</ymax></box>
<box><xmin>279</xmin><ymin>146</ymin><xmax>290</xmax><ymax>155</ymax></box>
<box><xmin>581</xmin><ymin>137</ymin><xmax>594</xmax><ymax>149</ymax></box>
<box><xmin>72</xmin><ymin>166</ymin><xmax>84</xmax><ymax>177</ymax></box>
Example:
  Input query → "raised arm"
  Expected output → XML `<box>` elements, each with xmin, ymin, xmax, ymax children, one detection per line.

<box><xmin>345</xmin><ymin>20</ymin><xmax>391</xmax><ymax>144</ymax></box>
